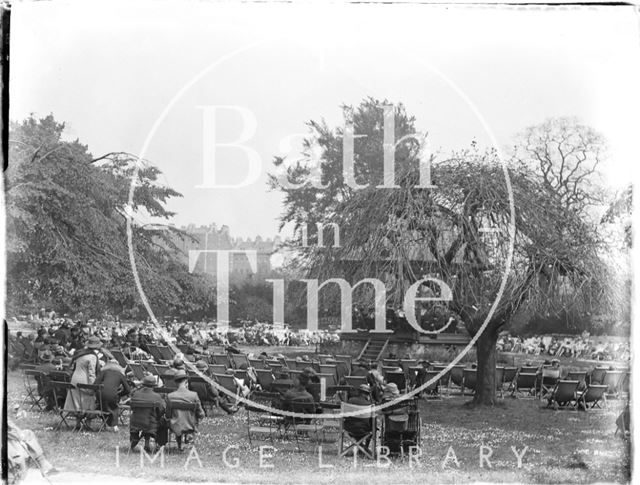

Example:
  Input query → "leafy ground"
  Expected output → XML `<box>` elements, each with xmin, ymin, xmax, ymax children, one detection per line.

<box><xmin>9</xmin><ymin>349</ymin><xmax>631</xmax><ymax>484</ymax></box>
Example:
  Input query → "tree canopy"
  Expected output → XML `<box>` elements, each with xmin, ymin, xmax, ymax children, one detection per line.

<box><xmin>6</xmin><ymin>115</ymin><xmax>212</xmax><ymax>319</ymax></box>
<box><xmin>270</xmin><ymin>98</ymin><xmax>619</xmax><ymax>404</ymax></box>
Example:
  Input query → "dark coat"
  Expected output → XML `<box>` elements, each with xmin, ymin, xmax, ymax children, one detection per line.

<box><xmin>130</xmin><ymin>387</ymin><xmax>166</xmax><ymax>434</ymax></box>
<box><xmin>94</xmin><ymin>365</ymin><xmax>131</xmax><ymax>402</ymax></box>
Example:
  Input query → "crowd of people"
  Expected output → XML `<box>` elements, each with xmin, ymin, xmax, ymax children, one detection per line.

<box><xmin>497</xmin><ymin>333</ymin><xmax>630</xmax><ymax>362</ymax></box>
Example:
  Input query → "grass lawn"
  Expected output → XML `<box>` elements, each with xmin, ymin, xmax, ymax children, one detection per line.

<box><xmin>9</xmin><ymin>363</ymin><xmax>630</xmax><ymax>484</ymax></box>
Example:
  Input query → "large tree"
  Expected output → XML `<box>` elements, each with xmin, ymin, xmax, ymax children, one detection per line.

<box><xmin>270</xmin><ymin>99</ymin><xmax>613</xmax><ymax>405</ymax></box>
<box><xmin>6</xmin><ymin>115</ymin><xmax>211</xmax><ymax>319</ymax></box>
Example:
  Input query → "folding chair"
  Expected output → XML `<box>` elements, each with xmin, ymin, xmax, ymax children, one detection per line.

<box><xmin>385</xmin><ymin>371</ymin><xmax>407</xmax><ymax>393</ymax></box>
<box><xmin>602</xmin><ymin>371</ymin><xmax>624</xmax><ymax>398</ymax></box>
<box><xmin>339</xmin><ymin>402</ymin><xmax>376</xmax><ymax>459</ymax></box>
<box><xmin>146</xmin><ymin>345</ymin><xmax>164</xmax><ymax>362</ymax></box>
<box><xmin>344</xmin><ymin>376</ymin><xmax>366</xmax><ymax>389</ymax></box>
<box><xmin>165</xmin><ymin>400</ymin><xmax>200</xmax><ymax>450</ymax></box>
<box><xmin>520</xmin><ymin>366</ymin><xmax>539</xmax><ymax>374</ymax></box>
<box><xmin>334</xmin><ymin>355</ymin><xmax>353</xmax><ymax>373</ymax></box>
<box><xmin>545</xmin><ymin>380</ymin><xmax>579</xmax><ymax>410</ymax></box>
<box><xmin>565</xmin><ymin>371</ymin><xmax>587</xmax><ymax>385</ymax></box>
<box><xmin>188</xmin><ymin>376</ymin><xmax>217</xmax><ymax>416</ymax></box>
<box><xmin>576</xmin><ymin>384</ymin><xmax>608</xmax><ymax>410</ymax></box>
<box><xmin>22</xmin><ymin>370</ymin><xmax>45</xmax><ymax>411</ymax></box>
<box><xmin>157</xmin><ymin>346</ymin><xmax>175</xmax><ymax>361</ymax></box>
<box><xmin>255</xmin><ymin>369</ymin><xmax>276</xmax><ymax>392</ymax></box>
<box><xmin>212</xmin><ymin>373</ymin><xmax>240</xmax><ymax>401</ymax></box>
<box><xmin>128</xmin><ymin>363</ymin><xmax>147</xmax><ymax>381</ymax></box>
<box><xmin>319</xmin><ymin>364</ymin><xmax>338</xmax><ymax>382</ymax></box>
<box><xmin>209</xmin><ymin>364</ymin><xmax>227</xmax><ymax>374</ymax></box>
<box><xmin>317</xmin><ymin>373</ymin><xmax>337</xmax><ymax>388</ymax></box>
<box><xmin>422</xmin><ymin>370</ymin><xmax>442</xmax><ymax>399</ymax></box>
<box><xmin>212</xmin><ymin>353</ymin><xmax>231</xmax><ymax>368</ymax></box>
<box><xmin>502</xmin><ymin>367</ymin><xmax>517</xmax><ymax>393</ymax></box>
<box><xmin>285</xmin><ymin>399</ymin><xmax>324</xmax><ymax>452</ymax></box>
<box><xmin>512</xmin><ymin>372</ymin><xmax>537</xmax><ymax>398</ymax></box>
<box><xmin>589</xmin><ymin>367</ymin><xmax>607</xmax><ymax>385</ymax></box>
<box><xmin>539</xmin><ymin>367</ymin><xmax>560</xmax><ymax>399</ymax></box>
<box><xmin>230</xmin><ymin>353</ymin><xmax>250</xmax><ymax>370</ymax></box>
<box><xmin>50</xmin><ymin>381</ymin><xmax>74</xmax><ymax>430</ymax></box>
<box><xmin>245</xmin><ymin>391</ymin><xmax>284</xmax><ymax>446</ymax></box>
<box><xmin>110</xmin><ymin>349</ymin><xmax>129</xmax><ymax>367</ymax></box>
<box><xmin>249</xmin><ymin>359</ymin><xmax>267</xmax><ymax>370</ymax></box>
<box><xmin>76</xmin><ymin>383</ymin><xmax>111</xmax><ymax>432</ymax></box>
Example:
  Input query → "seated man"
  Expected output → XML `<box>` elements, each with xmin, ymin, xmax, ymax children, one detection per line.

<box><xmin>344</xmin><ymin>384</ymin><xmax>374</xmax><ymax>448</ymax></box>
<box><xmin>130</xmin><ymin>375</ymin><xmax>167</xmax><ymax>453</ymax></box>
<box><xmin>166</xmin><ymin>370</ymin><xmax>205</xmax><ymax>451</ymax></box>
<box><xmin>36</xmin><ymin>351</ymin><xmax>58</xmax><ymax>411</ymax></box>
<box><xmin>282</xmin><ymin>373</ymin><xmax>315</xmax><ymax>415</ymax></box>
<box><xmin>191</xmin><ymin>361</ymin><xmax>236</xmax><ymax>416</ymax></box>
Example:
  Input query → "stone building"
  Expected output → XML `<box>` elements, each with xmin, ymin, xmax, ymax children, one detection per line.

<box><xmin>172</xmin><ymin>223</ymin><xmax>280</xmax><ymax>285</ymax></box>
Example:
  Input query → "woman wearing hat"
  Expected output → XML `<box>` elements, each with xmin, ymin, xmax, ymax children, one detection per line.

<box><xmin>63</xmin><ymin>336</ymin><xmax>102</xmax><ymax>428</ymax></box>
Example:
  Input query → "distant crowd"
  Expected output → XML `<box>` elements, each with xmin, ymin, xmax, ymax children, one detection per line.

<box><xmin>497</xmin><ymin>334</ymin><xmax>630</xmax><ymax>362</ymax></box>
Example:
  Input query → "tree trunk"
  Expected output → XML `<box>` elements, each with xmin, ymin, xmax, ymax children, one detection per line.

<box><xmin>473</xmin><ymin>322</ymin><xmax>500</xmax><ymax>405</ymax></box>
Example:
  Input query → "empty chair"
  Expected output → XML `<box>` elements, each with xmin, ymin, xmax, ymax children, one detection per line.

<box><xmin>212</xmin><ymin>354</ymin><xmax>231</xmax><ymax>368</ymax></box>
<box><xmin>230</xmin><ymin>353</ymin><xmax>250</xmax><ymax>370</ymax></box>
<box><xmin>319</xmin><ymin>364</ymin><xmax>338</xmax><ymax>380</ymax></box>
<box><xmin>344</xmin><ymin>376</ymin><xmax>367</xmax><ymax>390</ymax></box>
<box><xmin>512</xmin><ymin>372</ymin><xmax>537</xmax><ymax>398</ymax></box>
<box><xmin>210</xmin><ymin>364</ymin><xmax>227</xmax><ymax>374</ymax></box>
<box><xmin>545</xmin><ymin>380</ymin><xmax>579</xmax><ymax>410</ymax></box>
<box><xmin>249</xmin><ymin>359</ymin><xmax>266</xmax><ymax>370</ymax></box>
<box><xmin>565</xmin><ymin>370</ymin><xmax>587</xmax><ymax>385</ymax></box>
<box><xmin>254</xmin><ymin>369</ymin><xmax>276</xmax><ymax>392</ymax></box>
<box><xmin>602</xmin><ymin>371</ymin><xmax>624</xmax><ymax>397</ymax></box>
<box><xmin>576</xmin><ymin>384</ymin><xmax>608</xmax><ymax>410</ymax></box>
<box><xmin>520</xmin><ymin>366</ymin><xmax>539</xmax><ymax>374</ymax></box>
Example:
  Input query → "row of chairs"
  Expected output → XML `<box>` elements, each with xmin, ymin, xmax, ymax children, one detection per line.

<box><xmin>245</xmin><ymin>391</ymin><xmax>421</xmax><ymax>457</ymax></box>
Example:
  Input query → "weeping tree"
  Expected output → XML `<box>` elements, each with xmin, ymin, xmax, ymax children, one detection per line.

<box><xmin>270</xmin><ymin>99</ymin><xmax>617</xmax><ymax>405</ymax></box>
<box><xmin>6</xmin><ymin>115</ymin><xmax>211</xmax><ymax>319</ymax></box>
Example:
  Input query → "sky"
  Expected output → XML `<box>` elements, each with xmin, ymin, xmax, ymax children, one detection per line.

<box><xmin>10</xmin><ymin>1</ymin><xmax>640</xmax><ymax>239</ymax></box>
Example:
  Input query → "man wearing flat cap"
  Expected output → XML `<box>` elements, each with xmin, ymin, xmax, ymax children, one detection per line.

<box><xmin>166</xmin><ymin>370</ymin><xmax>205</xmax><ymax>451</ymax></box>
<box><xmin>130</xmin><ymin>375</ymin><xmax>167</xmax><ymax>453</ymax></box>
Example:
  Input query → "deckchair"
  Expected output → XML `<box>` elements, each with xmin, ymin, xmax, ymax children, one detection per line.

<box><xmin>245</xmin><ymin>391</ymin><xmax>284</xmax><ymax>446</ymax></box>
<box><xmin>254</xmin><ymin>369</ymin><xmax>276</xmax><ymax>392</ymax></box>
<box><xmin>576</xmin><ymin>384</ymin><xmax>608</xmax><ymax>410</ymax></box>
<box><xmin>602</xmin><ymin>371</ymin><xmax>624</xmax><ymax>398</ymax></box>
<box><xmin>339</xmin><ymin>402</ymin><xmax>376</xmax><ymax>459</ymax></box>
<box><xmin>545</xmin><ymin>380</ymin><xmax>579</xmax><ymax>410</ymax></box>
<box><xmin>512</xmin><ymin>372</ymin><xmax>537</xmax><ymax>398</ymax></box>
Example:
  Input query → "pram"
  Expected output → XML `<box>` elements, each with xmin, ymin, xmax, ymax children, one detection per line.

<box><xmin>379</xmin><ymin>396</ymin><xmax>422</xmax><ymax>455</ymax></box>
